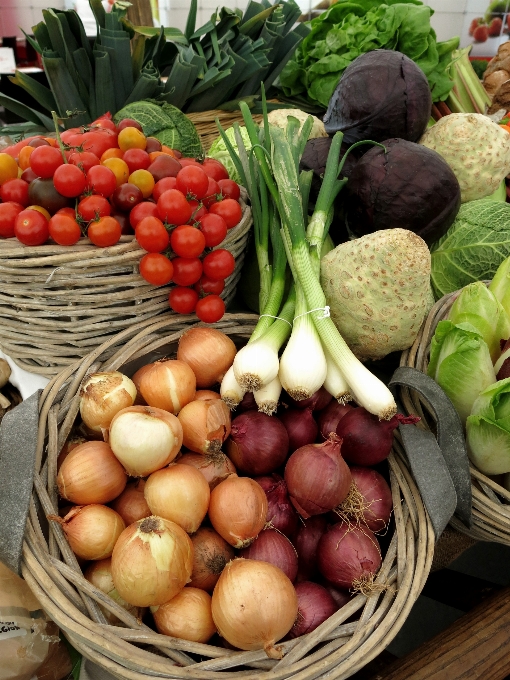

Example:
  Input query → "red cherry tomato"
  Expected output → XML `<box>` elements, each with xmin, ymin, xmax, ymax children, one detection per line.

<box><xmin>169</xmin><ymin>286</ymin><xmax>199</xmax><ymax>314</ymax></box>
<box><xmin>170</xmin><ymin>225</ymin><xmax>206</xmax><ymax>258</ymax></box>
<box><xmin>14</xmin><ymin>208</ymin><xmax>49</xmax><ymax>245</ymax></box>
<box><xmin>69</xmin><ymin>151</ymin><xmax>100</xmax><ymax>174</ymax></box>
<box><xmin>197</xmin><ymin>213</ymin><xmax>227</xmax><ymax>248</ymax></box>
<box><xmin>157</xmin><ymin>189</ymin><xmax>193</xmax><ymax>225</ymax></box>
<box><xmin>48</xmin><ymin>213</ymin><xmax>82</xmax><ymax>245</ymax></box>
<box><xmin>0</xmin><ymin>179</ymin><xmax>29</xmax><ymax>206</ymax></box>
<box><xmin>57</xmin><ymin>207</ymin><xmax>77</xmax><ymax>218</ymax></box>
<box><xmin>202</xmin><ymin>249</ymin><xmax>235</xmax><ymax>280</ymax></box>
<box><xmin>0</xmin><ymin>202</ymin><xmax>24</xmax><ymax>238</ymax></box>
<box><xmin>194</xmin><ymin>275</ymin><xmax>225</xmax><ymax>296</ymax></box>
<box><xmin>196</xmin><ymin>294</ymin><xmax>225</xmax><ymax>323</ymax></box>
<box><xmin>218</xmin><ymin>179</ymin><xmax>241</xmax><ymax>201</ymax></box>
<box><xmin>179</xmin><ymin>158</ymin><xmax>201</xmax><ymax>168</ymax></box>
<box><xmin>176</xmin><ymin>165</ymin><xmax>209</xmax><ymax>200</ymax></box>
<box><xmin>202</xmin><ymin>177</ymin><xmax>220</xmax><ymax>209</ymax></box>
<box><xmin>209</xmin><ymin>198</ymin><xmax>242</xmax><ymax>229</ymax></box>
<box><xmin>136</xmin><ymin>216</ymin><xmax>170</xmax><ymax>253</ymax></box>
<box><xmin>202</xmin><ymin>158</ymin><xmax>229</xmax><ymax>182</ymax></box>
<box><xmin>111</xmin><ymin>210</ymin><xmax>133</xmax><ymax>235</ymax></box>
<box><xmin>188</xmin><ymin>200</ymin><xmax>207</xmax><ymax>221</ymax></box>
<box><xmin>78</xmin><ymin>195</ymin><xmax>111</xmax><ymax>222</ymax></box>
<box><xmin>29</xmin><ymin>146</ymin><xmax>64</xmax><ymax>179</ymax></box>
<box><xmin>139</xmin><ymin>253</ymin><xmax>174</xmax><ymax>286</ymax></box>
<box><xmin>153</xmin><ymin>177</ymin><xmax>177</xmax><ymax>202</ymax></box>
<box><xmin>53</xmin><ymin>164</ymin><xmax>87</xmax><ymax>198</ymax></box>
<box><xmin>91</xmin><ymin>118</ymin><xmax>117</xmax><ymax>132</ymax></box>
<box><xmin>111</xmin><ymin>183</ymin><xmax>143</xmax><ymax>212</ymax></box>
<box><xmin>64</xmin><ymin>128</ymin><xmax>118</xmax><ymax>158</ymax></box>
<box><xmin>87</xmin><ymin>216</ymin><xmax>122</xmax><ymax>247</ymax></box>
<box><xmin>129</xmin><ymin>201</ymin><xmax>159</xmax><ymax>229</ymax></box>
<box><xmin>87</xmin><ymin>165</ymin><xmax>117</xmax><ymax>197</ymax></box>
<box><xmin>171</xmin><ymin>257</ymin><xmax>203</xmax><ymax>286</ymax></box>
<box><xmin>117</xmin><ymin>118</ymin><xmax>143</xmax><ymax>132</ymax></box>
<box><xmin>123</xmin><ymin>148</ymin><xmax>151</xmax><ymax>174</ymax></box>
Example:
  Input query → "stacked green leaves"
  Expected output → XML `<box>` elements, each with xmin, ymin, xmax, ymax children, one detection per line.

<box><xmin>279</xmin><ymin>0</ymin><xmax>459</xmax><ymax>110</ymax></box>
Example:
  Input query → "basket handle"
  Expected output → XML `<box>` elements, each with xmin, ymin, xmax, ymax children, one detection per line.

<box><xmin>0</xmin><ymin>390</ymin><xmax>42</xmax><ymax>575</ymax></box>
<box><xmin>389</xmin><ymin>367</ymin><xmax>472</xmax><ymax>534</ymax></box>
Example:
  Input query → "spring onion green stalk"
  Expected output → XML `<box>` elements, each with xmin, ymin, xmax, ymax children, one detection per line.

<box><xmin>220</xmin><ymin>366</ymin><xmax>245</xmax><ymax>410</ymax></box>
<box><xmin>323</xmin><ymin>348</ymin><xmax>352</xmax><ymax>404</ymax></box>
<box><xmin>254</xmin><ymin>375</ymin><xmax>282</xmax><ymax>416</ymax></box>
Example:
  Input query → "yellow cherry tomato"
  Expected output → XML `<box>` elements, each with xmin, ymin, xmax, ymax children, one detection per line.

<box><xmin>0</xmin><ymin>153</ymin><xmax>19</xmax><ymax>185</ymax></box>
<box><xmin>102</xmin><ymin>157</ymin><xmax>130</xmax><ymax>187</ymax></box>
<box><xmin>101</xmin><ymin>147</ymin><xmax>124</xmax><ymax>162</ymax></box>
<box><xmin>26</xmin><ymin>205</ymin><xmax>51</xmax><ymax>221</ymax></box>
<box><xmin>129</xmin><ymin>169</ymin><xmax>155</xmax><ymax>199</ymax></box>
<box><xmin>118</xmin><ymin>126</ymin><xmax>147</xmax><ymax>152</ymax></box>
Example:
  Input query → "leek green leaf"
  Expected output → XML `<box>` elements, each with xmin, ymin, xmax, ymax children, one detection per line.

<box><xmin>0</xmin><ymin>93</ymin><xmax>54</xmax><ymax>131</ymax></box>
<box><xmin>8</xmin><ymin>71</ymin><xmax>57</xmax><ymax>114</ymax></box>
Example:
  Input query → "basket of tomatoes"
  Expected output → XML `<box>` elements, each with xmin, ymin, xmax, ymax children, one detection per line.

<box><xmin>0</xmin><ymin>115</ymin><xmax>252</xmax><ymax>377</ymax></box>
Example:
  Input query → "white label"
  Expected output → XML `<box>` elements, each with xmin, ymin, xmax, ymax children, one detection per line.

<box><xmin>0</xmin><ymin>619</ymin><xmax>27</xmax><ymax>640</ymax></box>
<box><xmin>0</xmin><ymin>47</ymin><xmax>16</xmax><ymax>74</ymax></box>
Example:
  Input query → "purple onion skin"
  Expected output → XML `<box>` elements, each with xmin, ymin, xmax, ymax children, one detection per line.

<box><xmin>295</xmin><ymin>515</ymin><xmax>328</xmax><ymax>583</ymax></box>
<box><xmin>278</xmin><ymin>408</ymin><xmax>318</xmax><ymax>453</ymax></box>
<box><xmin>349</xmin><ymin>466</ymin><xmax>393</xmax><ymax>532</ymax></box>
<box><xmin>254</xmin><ymin>475</ymin><xmax>299</xmax><ymax>540</ymax></box>
<box><xmin>238</xmin><ymin>529</ymin><xmax>298</xmax><ymax>582</ymax></box>
<box><xmin>320</xmin><ymin>581</ymin><xmax>352</xmax><ymax>611</ymax></box>
<box><xmin>238</xmin><ymin>391</ymin><xmax>257</xmax><ymax>412</ymax></box>
<box><xmin>225</xmin><ymin>411</ymin><xmax>289</xmax><ymax>476</ymax></box>
<box><xmin>318</xmin><ymin>522</ymin><xmax>381</xmax><ymax>589</ymax></box>
<box><xmin>317</xmin><ymin>401</ymin><xmax>354</xmax><ymax>441</ymax></box>
<box><xmin>284</xmin><ymin>387</ymin><xmax>332</xmax><ymax>411</ymax></box>
<box><xmin>287</xmin><ymin>582</ymin><xmax>338</xmax><ymax>638</ymax></box>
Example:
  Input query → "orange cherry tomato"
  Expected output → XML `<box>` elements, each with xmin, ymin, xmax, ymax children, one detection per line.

<box><xmin>101</xmin><ymin>157</ymin><xmax>130</xmax><ymax>187</ymax></box>
<box><xmin>18</xmin><ymin>146</ymin><xmax>35</xmax><ymax>171</ymax></box>
<box><xmin>128</xmin><ymin>169</ymin><xmax>155</xmax><ymax>199</ymax></box>
<box><xmin>118</xmin><ymin>127</ymin><xmax>147</xmax><ymax>152</ymax></box>
<box><xmin>101</xmin><ymin>147</ymin><xmax>124</xmax><ymax>162</ymax></box>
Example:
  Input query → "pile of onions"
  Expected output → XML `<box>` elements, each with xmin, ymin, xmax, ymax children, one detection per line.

<box><xmin>294</xmin><ymin>515</ymin><xmax>327</xmax><ymax>582</ymax></box>
<box><xmin>110</xmin><ymin>479</ymin><xmax>150</xmax><ymax>526</ymax></box>
<box><xmin>84</xmin><ymin>558</ymin><xmax>145</xmax><ymax>624</ymax></box>
<box><xmin>285</xmin><ymin>387</ymin><xmax>332</xmax><ymax>411</ymax></box>
<box><xmin>255</xmin><ymin>475</ymin><xmax>298</xmax><ymax>539</ymax></box>
<box><xmin>288</xmin><ymin>582</ymin><xmax>338</xmax><ymax>638</ymax></box>
<box><xmin>111</xmin><ymin>516</ymin><xmax>193</xmax><ymax>607</ymax></box>
<box><xmin>239</xmin><ymin>529</ymin><xmax>298</xmax><ymax>582</ymax></box>
<box><xmin>189</xmin><ymin>527</ymin><xmax>235</xmax><ymax>592</ymax></box>
<box><xmin>179</xmin><ymin>452</ymin><xmax>236</xmax><ymax>490</ymax></box>
<box><xmin>131</xmin><ymin>364</ymin><xmax>154</xmax><ymax>405</ymax></box>
<box><xmin>152</xmin><ymin>587</ymin><xmax>216</xmax><ymax>643</ymax></box>
<box><xmin>340</xmin><ymin>467</ymin><xmax>393</xmax><ymax>532</ymax></box>
<box><xmin>177</xmin><ymin>328</ymin><xmax>237</xmax><ymax>388</ymax></box>
<box><xmin>209</xmin><ymin>476</ymin><xmax>268</xmax><ymax>548</ymax></box>
<box><xmin>109</xmin><ymin>406</ymin><xmax>182</xmax><ymax>477</ymax></box>
<box><xmin>278</xmin><ymin>408</ymin><xmax>318</xmax><ymax>453</ymax></box>
<box><xmin>284</xmin><ymin>435</ymin><xmax>352</xmax><ymax>518</ymax></box>
<box><xmin>226</xmin><ymin>412</ymin><xmax>289</xmax><ymax>476</ymax></box>
<box><xmin>177</xmin><ymin>399</ymin><xmax>231</xmax><ymax>454</ymax></box>
<box><xmin>79</xmin><ymin>372</ymin><xmax>137</xmax><ymax>432</ymax></box>
<box><xmin>57</xmin><ymin>441</ymin><xmax>126</xmax><ymax>505</ymax></box>
<box><xmin>318</xmin><ymin>522</ymin><xmax>382</xmax><ymax>592</ymax></box>
<box><xmin>211</xmin><ymin>558</ymin><xmax>298</xmax><ymax>658</ymax></box>
<box><xmin>317</xmin><ymin>401</ymin><xmax>354</xmax><ymax>441</ymax></box>
<box><xmin>50</xmin><ymin>505</ymin><xmax>125</xmax><ymax>561</ymax></box>
<box><xmin>144</xmin><ymin>464</ymin><xmax>210</xmax><ymax>533</ymax></box>
<box><xmin>138</xmin><ymin>360</ymin><xmax>196</xmax><ymax>414</ymax></box>
<box><xmin>321</xmin><ymin>581</ymin><xmax>352</xmax><ymax>610</ymax></box>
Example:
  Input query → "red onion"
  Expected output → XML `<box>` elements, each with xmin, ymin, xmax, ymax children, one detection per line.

<box><xmin>255</xmin><ymin>475</ymin><xmax>299</xmax><ymax>539</ymax></box>
<box><xmin>284</xmin><ymin>435</ymin><xmax>351</xmax><ymax>518</ymax></box>
<box><xmin>344</xmin><ymin>467</ymin><xmax>393</xmax><ymax>532</ymax></box>
<box><xmin>238</xmin><ymin>391</ymin><xmax>257</xmax><ymax>412</ymax></box>
<box><xmin>285</xmin><ymin>387</ymin><xmax>332</xmax><ymax>411</ymax></box>
<box><xmin>294</xmin><ymin>515</ymin><xmax>327</xmax><ymax>582</ymax></box>
<box><xmin>336</xmin><ymin>408</ymin><xmax>419</xmax><ymax>466</ymax></box>
<box><xmin>288</xmin><ymin>582</ymin><xmax>338</xmax><ymax>638</ymax></box>
<box><xmin>321</xmin><ymin>581</ymin><xmax>352</xmax><ymax>610</ymax></box>
<box><xmin>225</xmin><ymin>411</ymin><xmax>289</xmax><ymax>476</ymax></box>
<box><xmin>317</xmin><ymin>401</ymin><xmax>354</xmax><ymax>441</ymax></box>
<box><xmin>278</xmin><ymin>408</ymin><xmax>318</xmax><ymax>453</ymax></box>
<box><xmin>318</xmin><ymin>522</ymin><xmax>381</xmax><ymax>591</ymax></box>
<box><xmin>238</xmin><ymin>529</ymin><xmax>298</xmax><ymax>582</ymax></box>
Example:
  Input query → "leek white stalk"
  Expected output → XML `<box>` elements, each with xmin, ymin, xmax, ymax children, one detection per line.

<box><xmin>254</xmin><ymin>375</ymin><xmax>282</xmax><ymax>416</ymax></box>
<box><xmin>220</xmin><ymin>367</ymin><xmax>245</xmax><ymax>410</ymax></box>
<box><xmin>323</xmin><ymin>347</ymin><xmax>352</xmax><ymax>404</ymax></box>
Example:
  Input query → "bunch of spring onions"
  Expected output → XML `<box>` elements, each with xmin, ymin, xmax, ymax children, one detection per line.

<box><xmin>218</xmin><ymin>92</ymin><xmax>397</xmax><ymax>421</ymax></box>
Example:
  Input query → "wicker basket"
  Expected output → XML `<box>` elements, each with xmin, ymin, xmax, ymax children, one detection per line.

<box><xmin>0</xmin><ymin>191</ymin><xmax>252</xmax><ymax>377</ymax></box>
<box><xmin>186</xmin><ymin>110</ymin><xmax>263</xmax><ymax>153</ymax></box>
<box><xmin>400</xmin><ymin>289</ymin><xmax>510</xmax><ymax>546</ymax></box>
<box><xmin>21</xmin><ymin>313</ymin><xmax>434</xmax><ymax>680</ymax></box>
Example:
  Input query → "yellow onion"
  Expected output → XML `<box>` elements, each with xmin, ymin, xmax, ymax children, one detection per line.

<box><xmin>195</xmin><ymin>390</ymin><xmax>221</xmax><ymax>401</ymax></box>
<box><xmin>131</xmin><ymin>363</ymin><xmax>154</xmax><ymax>405</ymax></box>
<box><xmin>80</xmin><ymin>372</ymin><xmax>137</xmax><ymax>432</ymax></box>
<box><xmin>209</xmin><ymin>476</ymin><xmax>268</xmax><ymax>548</ymax></box>
<box><xmin>110</xmin><ymin>479</ymin><xmax>151</xmax><ymax>526</ymax></box>
<box><xmin>50</xmin><ymin>505</ymin><xmax>125</xmax><ymax>561</ymax></box>
<box><xmin>189</xmin><ymin>526</ymin><xmax>234</xmax><ymax>592</ymax></box>
<box><xmin>179</xmin><ymin>452</ymin><xmax>236</xmax><ymax>490</ymax></box>
<box><xmin>84</xmin><ymin>558</ymin><xmax>145</xmax><ymax>624</ymax></box>
<box><xmin>109</xmin><ymin>406</ymin><xmax>182</xmax><ymax>477</ymax></box>
<box><xmin>139</xmin><ymin>360</ymin><xmax>196</xmax><ymax>414</ymax></box>
<box><xmin>57</xmin><ymin>441</ymin><xmax>127</xmax><ymax>505</ymax></box>
<box><xmin>177</xmin><ymin>328</ymin><xmax>237</xmax><ymax>388</ymax></box>
<box><xmin>151</xmin><ymin>587</ymin><xmax>216</xmax><ymax>643</ymax></box>
<box><xmin>111</xmin><ymin>516</ymin><xmax>193</xmax><ymax>607</ymax></box>
<box><xmin>144</xmin><ymin>464</ymin><xmax>210</xmax><ymax>533</ymax></box>
<box><xmin>211</xmin><ymin>558</ymin><xmax>298</xmax><ymax>658</ymax></box>
<box><xmin>177</xmin><ymin>399</ymin><xmax>231</xmax><ymax>454</ymax></box>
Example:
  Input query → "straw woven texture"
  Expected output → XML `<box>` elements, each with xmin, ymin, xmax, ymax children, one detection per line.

<box><xmin>186</xmin><ymin>111</ymin><xmax>263</xmax><ymax>152</ymax></box>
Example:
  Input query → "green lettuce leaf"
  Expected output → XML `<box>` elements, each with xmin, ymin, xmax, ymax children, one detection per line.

<box><xmin>466</xmin><ymin>378</ymin><xmax>510</xmax><ymax>474</ymax></box>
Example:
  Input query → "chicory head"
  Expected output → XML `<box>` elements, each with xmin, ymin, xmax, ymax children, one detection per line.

<box><xmin>467</xmin><ymin>378</ymin><xmax>510</xmax><ymax>474</ymax></box>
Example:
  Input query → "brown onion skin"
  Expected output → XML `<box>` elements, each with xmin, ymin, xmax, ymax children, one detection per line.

<box><xmin>131</xmin><ymin>364</ymin><xmax>154</xmax><ymax>405</ymax></box>
<box><xmin>178</xmin><ymin>398</ymin><xmax>231</xmax><ymax>454</ymax></box>
<box><xmin>138</xmin><ymin>359</ymin><xmax>196</xmax><ymax>414</ymax></box>
<box><xmin>226</xmin><ymin>411</ymin><xmax>289</xmax><ymax>476</ymax></box>
<box><xmin>254</xmin><ymin>475</ymin><xmax>299</xmax><ymax>540</ymax></box>
<box><xmin>239</xmin><ymin>529</ymin><xmax>298</xmax><ymax>582</ymax></box>
<box><xmin>284</xmin><ymin>387</ymin><xmax>332</xmax><ymax>411</ymax></box>
<box><xmin>287</xmin><ymin>582</ymin><xmax>338</xmax><ymax>638</ymax></box>
<box><xmin>195</xmin><ymin>390</ymin><xmax>221</xmax><ymax>401</ymax></box>
<box><xmin>189</xmin><ymin>527</ymin><xmax>235</xmax><ymax>592</ymax></box>
<box><xmin>57</xmin><ymin>436</ymin><xmax>86</xmax><ymax>471</ymax></box>
<box><xmin>57</xmin><ymin>505</ymin><xmax>125</xmax><ymax>561</ymax></box>
<box><xmin>177</xmin><ymin>327</ymin><xmax>237</xmax><ymax>388</ymax></box>
<box><xmin>294</xmin><ymin>515</ymin><xmax>328</xmax><ymax>583</ymax></box>
<box><xmin>79</xmin><ymin>371</ymin><xmax>136</xmax><ymax>432</ymax></box>
<box><xmin>179</xmin><ymin>452</ymin><xmax>236</xmax><ymax>490</ymax></box>
<box><xmin>278</xmin><ymin>408</ymin><xmax>318</xmax><ymax>453</ymax></box>
<box><xmin>349</xmin><ymin>467</ymin><xmax>393</xmax><ymax>532</ymax></box>
<box><xmin>84</xmin><ymin>558</ymin><xmax>145</xmax><ymax>624</ymax></box>
<box><xmin>152</xmin><ymin>587</ymin><xmax>217</xmax><ymax>643</ymax></box>
<box><xmin>110</xmin><ymin>479</ymin><xmax>151</xmax><ymax>526</ymax></box>
<box><xmin>317</xmin><ymin>401</ymin><xmax>354</xmax><ymax>441</ymax></box>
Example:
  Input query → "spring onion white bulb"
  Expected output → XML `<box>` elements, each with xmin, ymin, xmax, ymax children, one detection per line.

<box><xmin>233</xmin><ymin>339</ymin><xmax>280</xmax><ymax>392</ymax></box>
<box><xmin>220</xmin><ymin>366</ymin><xmax>245</xmax><ymax>410</ymax></box>
<box><xmin>323</xmin><ymin>347</ymin><xmax>352</xmax><ymax>404</ymax></box>
<box><xmin>254</xmin><ymin>375</ymin><xmax>281</xmax><ymax>416</ymax></box>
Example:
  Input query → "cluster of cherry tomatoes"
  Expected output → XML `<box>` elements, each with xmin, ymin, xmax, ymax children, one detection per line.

<box><xmin>0</xmin><ymin>113</ymin><xmax>244</xmax><ymax>323</ymax></box>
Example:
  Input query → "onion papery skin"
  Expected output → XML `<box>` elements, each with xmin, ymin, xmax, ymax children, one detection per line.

<box><xmin>144</xmin><ymin>464</ymin><xmax>210</xmax><ymax>533</ymax></box>
<box><xmin>278</xmin><ymin>408</ymin><xmax>318</xmax><ymax>453</ymax></box>
<box><xmin>317</xmin><ymin>522</ymin><xmax>382</xmax><ymax>590</ymax></box>
<box><xmin>189</xmin><ymin>527</ymin><xmax>235</xmax><ymax>592</ymax></box>
<box><xmin>285</xmin><ymin>387</ymin><xmax>332</xmax><ymax>412</ymax></box>
<box><xmin>179</xmin><ymin>452</ymin><xmax>236</xmax><ymax>490</ymax></box>
<box><xmin>139</xmin><ymin>360</ymin><xmax>196</xmax><ymax>414</ymax></box>
<box><xmin>178</xmin><ymin>399</ymin><xmax>231</xmax><ymax>454</ymax></box>
<box><xmin>288</xmin><ymin>582</ymin><xmax>338</xmax><ymax>638</ymax></box>
<box><xmin>209</xmin><ymin>476</ymin><xmax>268</xmax><ymax>548</ymax></box>
<box><xmin>211</xmin><ymin>558</ymin><xmax>298</xmax><ymax>657</ymax></box>
<box><xmin>132</xmin><ymin>364</ymin><xmax>154</xmax><ymax>405</ymax></box>
<box><xmin>152</xmin><ymin>587</ymin><xmax>217</xmax><ymax>643</ymax></box>
<box><xmin>254</xmin><ymin>475</ymin><xmax>299</xmax><ymax>539</ymax></box>
<box><xmin>177</xmin><ymin>327</ymin><xmax>237</xmax><ymax>388</ymax></box>
<box><xmin>110</xmin><ymin>479</ymin><xmax>151</xmax><ymax>526</ymax></box>
<box><xmin>57</xmin><ymin>441</ymin><xmax>127</xmax><ymax>505</ymax></box>
<box><xmin>225</xmin><ymin>411</ymin><xmax>289</xmax><ymax>476</ymax></box>
<box><xmin>80</xmin><ymin>371</ymin><xmax>137</xmax><ymax>432</ymax></box>
<box><xmin>317</xmin><ymin>401</ymin><xmax>354</xmax><ymax>441</ymax></box>
<box><xmin>294</xmin><ymin>515</ymin><xmax>328</xmax><ymax>582</ymax></box>
<box><xmin>109</xmin><ymin>405</ymin><xmax>183</xmax><ymax>477</ymax></box>
<box><xmin>239</xmin><ymin>529</ymin><xmax>298</xmax><ymax>582</ymax></box>
<box><xmin>111</xmin><ymin>515</ymin><xmax>193</xmax><ymax>607</ymax></box>
<box><xmin>347</xmin><ymin>467</ymin><xmax>393</xmax><ymax>532</ymax></box>
<box><xmin>284</xmin><ymin>436</ymin><xmax>352</xmax><ymax>518</ymax></box>
<box><xmin>195</xmin><ymin>390</ymin><xmax>221</xmax><ymax>401</ymax></box>
<box><xmin>56</xmin><ymin>505</ymin><xmax>125</xmax><ymax>561</ymax></box>
<box><xmin>84</xmin><ymin>558</ymin><xmax>145</xmax><ymax>624</ymax></box>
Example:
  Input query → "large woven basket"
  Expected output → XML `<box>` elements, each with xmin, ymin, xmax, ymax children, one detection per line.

<box><xmin>21</xmin><ymin>313</ymin><xmax>434</xmax><ymax>680</ymax></box>
<box><xmin>0</xmin><ymin>191</ymin><xmax>251</xmax><ymax>377</ymax></box>
<box><xmin>400</xmin><ymin>289</ymin><xmax>510</xmax><ymax>546</ymax></box>
<box><xmin>186</xmin><ymin>110</ymin><xmax>263</xmax><ymax>153</ymax></box>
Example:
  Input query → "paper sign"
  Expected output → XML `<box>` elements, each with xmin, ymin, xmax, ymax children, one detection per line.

<box><xmin>0</xmin><ymin>47</ymin><xmax>16</xmax><ymax>74</ymax></box>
